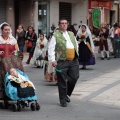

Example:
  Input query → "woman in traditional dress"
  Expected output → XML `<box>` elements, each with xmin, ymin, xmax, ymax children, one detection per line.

<box><xmin>44</xmin><ymin>37</ymin><xmax>57</xmax><ymax>82</ymax></box>
<box><xmin>32</xmin><ymin>34</ymin><xmax>48</xmax><ymax>68</ymax></box>
<box><xmin>26</xmin><ymin>26</ymin><xmax>37</xmax><ymax>64</ymax></box>
<box><xmin>76</xmin><ymin>24</ymin><xmax>95</xmax><ymax>69</ymax></box>
<box><xmin>0</xmin><ymin>22</ymin><xmax>19</xmax><ymax>58</ymax></box>
<box><xmin>0</xmin><ymin>22</ymin><xmax>19</xmax><ymax>99</ymax></box>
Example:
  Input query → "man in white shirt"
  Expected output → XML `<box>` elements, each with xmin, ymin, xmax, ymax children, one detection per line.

<box><xmin>48</xmin><ymin>18</ymin><xmax>79</xmax><ymax>107</ymax></box>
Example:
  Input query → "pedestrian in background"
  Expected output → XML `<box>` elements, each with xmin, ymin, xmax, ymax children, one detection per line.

<box><xmin>50</xmin><ymin>23</ymin><xmax>56</xmax><ymax>34</ymax></box>
<box><xmin>32</xmin><ymin>34</ymin><xmax>48</xmax><ymax>68</ymax></box>
<box><xmin>48</xmin><ymin>18</ymin><xmax>79</xmax><ymax>107</ymax></box>
<box><xmin>26</xmin><ymin>26</ymin><xmax>37</xmax><ymax>64</ymax></box>
<box><xmin>16</xmin><ymin>24</ymin><xmax>26</xmax><ymax>52</ymax></box>
<box><xmin>113</xmin><ymin>23</ymin><xmax>120</xmax><ymax>58</ymax></box>
<box><xmin>99</xmin><ymin>25</ymin><xmax>110</xmax><ymax>60</ymax></box>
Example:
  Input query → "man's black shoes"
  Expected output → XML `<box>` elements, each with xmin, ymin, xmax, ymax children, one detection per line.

<box><xmin>60</xmin><ymin>96</ymin><xmax>70</xmax><ymax>107</ymax></box>
<box><xmin>61</xmin><ymin>102</ymin><xmax>67</xmax><ymax>107</ymax></box>
<box><xmin>66</xmin><ymin>96</ymin><xmax>70</xmax><ymax>103</ymax></box>
<box><xmin>60</xmin><ymin>100</ymin><xmax>67</xmax><ymax>107</ymax></box>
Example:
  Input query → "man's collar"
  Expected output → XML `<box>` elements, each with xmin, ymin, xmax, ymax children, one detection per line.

<box><xmin>59</xmin><ymin>30</ymin><xmax>68</xmax><ymax>34</ymax></box>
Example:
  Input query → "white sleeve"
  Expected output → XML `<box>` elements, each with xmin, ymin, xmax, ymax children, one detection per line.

<box><xmin>48</xmin><ymin>36</ymin><xmax>56</xmax><ymax>62</ymax></box>
<box><xmin>74</xmin><ymin>36</ymin><xmax>78</xmax><ymax>52</ymax></box>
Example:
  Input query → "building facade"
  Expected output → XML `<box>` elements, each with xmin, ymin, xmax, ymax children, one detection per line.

<box><xmin>0</xmin><ymin>0</ymin><xmax>119</xmax><ymax>36</ymax></box>
<box><xmin>88</xmin><ymin>0</ymin><xmax>119</xmax><ymax>27</ymax></box>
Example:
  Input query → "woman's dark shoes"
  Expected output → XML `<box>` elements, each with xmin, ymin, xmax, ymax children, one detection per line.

<box><xmin>81</xmin><ymin>66</ymin><xmax>86</xmax><ymax>70</ymax></box>
<box><xmin>107</xmin><ymin>57</ymin><xmax>110</xmax><ymax>60</ymax></box>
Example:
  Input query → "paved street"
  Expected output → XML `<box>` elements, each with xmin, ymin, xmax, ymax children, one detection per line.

<box><xmin>1</xmin><ymin>50</ymin><xmax>120</xmax><ymax>120</ymax></box>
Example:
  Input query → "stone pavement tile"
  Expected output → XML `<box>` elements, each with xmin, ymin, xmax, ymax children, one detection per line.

<box><xmin>91</xmin><ymin>96</ymin><xmax>109</xmax><ymax>103</ymax></box>
<box><xmin>98</xmin><ymin>73</ymin><xmax>115</xmax><ymax>78</ymax></box>
<box><xmin>85</xmin><ymin>77</ymin><xmax>107</xmax><ymax>84</ymax></box>
<box><xmin>70</xmin><ymin>117</ymin><xmax>105</xmax><ymax>120</ymax></box>
<box><xmin>113</xmin><ymin>100</ymin><xmax>120</xmax><ymax>108</ymax></box>
<box><xmin>112</xmin><ymin>75</ymin><xmax>120</xmax><ymax>78</ymax></box>
<box><xmin>90</xmin><ymin>84</ymin><xmax>120</xmax><ymax>107</ymax></box>
<box><xmin>74</xmin><ymin>77</ymin><xmax>118</xmax><ymax>101</ymax></box>
<box><xmin>74</xmin><ymin>83</ymin><xmax>107</xmax><ymax>101</ymax></box>
<box><xmin>93</xmin><ymin>93</ymin><xmax>110</xmax><ymax>99</ymax></box>
<box><xmin>83</xmin><ymin>84</ymin><xmax>107</xmax><ymax>92</ymax></box>
<box><xmin>72</xmin><ymin>91</ymin><xmax>93</xmax><ymax>100</ymax></box>
<box><xmin>102</xmin><ymin>84</ymin><xmax>120</xmax><ymax>95</ymax></box>
<box><xmin>112</xmin><ymin>69</ymin><xmax>120</xmax><ymax>73</ymax></box>
<box><xmin>74</xmin><ymin>83</ymin><xmax>93</xmax><ymax>91</ymax></box>
<box><xmin>99</xmin><ymin>78</ymin><xmax>120</xmax><ymax>85</ymax></box>
<box><xmin>101</xmin><ymin>100</ymin><xmax>115</xmax><ymax>105</ymax></box>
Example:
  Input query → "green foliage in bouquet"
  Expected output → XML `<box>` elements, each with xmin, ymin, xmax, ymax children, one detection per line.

<box><xmin>13</xmin><ymin>51</ymin><xmax>24</xmax><ymax>61</ymax></box>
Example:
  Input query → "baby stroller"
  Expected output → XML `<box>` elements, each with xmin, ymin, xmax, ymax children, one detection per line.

<box><xmin>0</xmin><ymin>55</ymin><xmax>40</xmax><ymax>112</ymax></box>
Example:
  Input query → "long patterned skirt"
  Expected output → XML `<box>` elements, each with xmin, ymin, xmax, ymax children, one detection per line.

<box><xmin>44</xmin><ymin>62</ymin><xmax>57</xmax><ymax>82</ymax></box>
<box><xmin>79</xmin><ymin>42</ymin><xmax>95</xmax><ymax>66</ymax></box>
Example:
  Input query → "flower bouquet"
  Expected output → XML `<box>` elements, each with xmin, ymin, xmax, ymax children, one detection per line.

<box><xmin>44</xmin><ymin>55</ymin><xmax>48</xmax><ymax>61</ymax></box>
<box><xmin>80</xmin><ymin>34</ymin><xmax>86</xmax><ymax>41</ymax></box>
<box><xmin>40</xmin><ymin>43</ymin><xmax>44</xmax><ymax>49</ymax></box>
<box><xmin>12</xmin><ymin>51</ymin><xmax>24</xmax><ymax>61</ymax></box>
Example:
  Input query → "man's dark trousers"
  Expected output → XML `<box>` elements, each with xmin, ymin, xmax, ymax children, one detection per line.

<box><xmin>56</xmin><ymin>59</ymin><xmax>79</xmax><ymax>103</ymax></box>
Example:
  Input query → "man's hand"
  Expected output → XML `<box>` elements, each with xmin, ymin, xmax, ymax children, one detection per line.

<box><xmin>0</xmin><ymin>51</ymin><xmax>4</xmax><ymax>54</ymax></box>
<box><xmin>52</xmin><ymin>61</ymin><xmax>57</xmax><ymax>67</ymax></box>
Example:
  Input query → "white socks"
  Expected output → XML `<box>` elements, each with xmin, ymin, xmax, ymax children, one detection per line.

<box><xmin>101</xmin><ymin>51</ymin><xmax>109</xmax><ymax>58</ymax></box>
<box><xmin>106</xmin><ymin>51</ymin><xmax>109</xmax><ymax>58</ymax></box>
<box><xmin>101</xmin><ymin>51</ymin><xmax>104</xmax><ymax>58</ymax></box>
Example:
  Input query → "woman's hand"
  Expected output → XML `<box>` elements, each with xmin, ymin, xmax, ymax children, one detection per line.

<box><xmin>0</xmin><ymin>51</ymin><xmax>4</xmax><ymax>55</ymax></box>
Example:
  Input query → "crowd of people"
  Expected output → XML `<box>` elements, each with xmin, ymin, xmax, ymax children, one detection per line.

<box><xmin>0</xmin><ymin>20</ymin><xmax>120</xmax><ymax>107</ymax></box>
<box><xmin>91</xmin><ymin>23</ymin><xmax>120</xmax><ymax>60</ymax></box>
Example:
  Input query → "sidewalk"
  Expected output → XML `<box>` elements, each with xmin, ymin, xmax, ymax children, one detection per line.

<box><xmin>73</xmin><ymin>67</ymin><xmax>120</xmax><ymax>108</ymax></box>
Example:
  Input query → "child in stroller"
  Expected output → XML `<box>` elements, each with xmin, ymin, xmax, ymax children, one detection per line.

<box><xmin>4</xmin><ymin>68</ymin><xmax>40</xmax><ymax>112</ymax></box>
<box><xmin>8</xmin><ymin>68</ymin><xmax>35</xmax><ymax>90</ymax></box>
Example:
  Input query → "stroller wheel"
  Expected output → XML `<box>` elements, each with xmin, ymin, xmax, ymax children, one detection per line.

<box><xmin>36</xmin><ymin>103</ymin><xmax>40</xmax><ymax>111</ymax></box>
<box><xmin>4</xmin><ymin>101</ymin><xmax>9</xmax><ymax>109</ymax></box>
<box><xmin>30</xmin><ymin>103</ymin><xmax>36</xmax><ymax>111</ymax></box>
<box><xmin>0</xmin><ymin>103</ymin><xmax>4</xmax><ymax>109</ymax></box>
<box><xmin>17</xmin><ymin>104</ymin><xmax>22</xmax><ymax>111</ymax></box>
<box><xmin>12</xmin><ymin>104</ymin><xmax>17</xmax><ymax>112</ymax></box>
